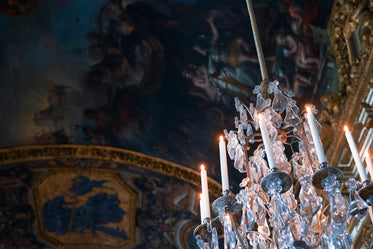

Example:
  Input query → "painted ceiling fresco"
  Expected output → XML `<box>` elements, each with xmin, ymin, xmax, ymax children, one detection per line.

<box><xmin>0</xmin><ymin>0</ymin><xmax>337</xmax><ymax>248</ymax></box>
<box><xmin>0</xmin><ymin>154</ymin><xmax>213</xmax><ymax>248</ymax></box>
<box><xmin>0</xmin><ymin>0</ymin><xmax>336</xmax><ymax>170</ymax></box>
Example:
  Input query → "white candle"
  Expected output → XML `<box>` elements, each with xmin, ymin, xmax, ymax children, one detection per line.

<box><xmin>200</xmin><ymin>164</ymin><xmax>211</xmax><ymax>219</ymax></box>
<box><xmin>306</xmin><ymin>106</ymin><xmax>327</xmax><ymax>163</ymax></box>
<box><xmin>219</xmin><ymin>136</ymin><xmax>230</xmax><ymax>191</ymax></box>
<box><xmin>344</xmin><ymin>126</ymin><xmax>369</xmax><ymax>182</ymax></box>
<box><xmin>258</xmin><ymin>114</ymin><xmax>276</xmax><ymax>169</ymax></box>
<box><xmin>365</xmin><ymin>151</ymin><xmax>373</xmax><ymax>182</ymax></box>
<box><xmin>199</xmin><ymin>193</ymin><xmax>204</xmax><ymax>223</ymax></box>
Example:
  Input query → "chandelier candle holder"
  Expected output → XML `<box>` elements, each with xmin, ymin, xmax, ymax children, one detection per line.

<box><xmin>194</xmin><ymin>0</ymin><xmax>373</xmax><ymax>248</ymax></box>
<box><xmin>306</xmin><ymin>107</ymin><xmax>344</xmax><ymax>189</ymax></box>
<box><xmin>344</xmin><ymin>127</ymin><xmax>373</xmax><ymax>206</ymax></box>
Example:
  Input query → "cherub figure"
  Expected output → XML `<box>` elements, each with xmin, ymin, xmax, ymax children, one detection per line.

<box><xmin>276</xmin><ymin>33</ymin><xmax>318</xmax><ymax>71</ymax></box>
<box><xmin>183</xmin><ymin>64</ymin><xmax>218</xmax><ymax>102</ymax></box>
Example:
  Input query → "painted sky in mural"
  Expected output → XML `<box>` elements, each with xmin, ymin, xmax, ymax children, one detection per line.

<box><xmin>0</xmin><ymin>0</ymin><xmax>336</xmax><ymax>180</ymax></box>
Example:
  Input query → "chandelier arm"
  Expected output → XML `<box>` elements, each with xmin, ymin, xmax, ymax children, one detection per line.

<box><xmin>244</xmin><ymin>144</ymin><xmax>252</xmax><ymax>187</ymax></box>
<box><xmin>313</xmin><ymin>203</ymin><xmax>330</xmax><ymax>245</ymax></box>
<box><xmin>258</xmin><ymin>189</ymin><xmax>270</xmax><ymax>206</ymax></box>
<box><xmin>289</xmin><ymin>152</ymin><xmax>302</xmax><ymax>164</ymax></box>
<box><xmin>244</xmin><ymin>0</ymin><xmax>268</xmax><ymax>83</ymax></box>
<box><xmin>230</xmin><ymin>218</ymin><xmax>250</xmax><ymax>249</ymax></box>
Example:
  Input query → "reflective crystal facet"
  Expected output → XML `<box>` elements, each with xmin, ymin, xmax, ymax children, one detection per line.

<box><xmin>345</xmin><ymin>178</ymin><xmax>368</xmax><ymax>219</ymax></box>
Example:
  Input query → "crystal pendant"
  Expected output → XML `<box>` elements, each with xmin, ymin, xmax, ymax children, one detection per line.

<box><xmin>196</xmin><ymin>235</ymin><xmax>204</xmax><ymax>249</ymax></box>
<box><xmin>240</xmin><ymin>204</ymin><xmax>256</xmax><ymax>233</ymax></box>
<box><xmin>237</xmin><ymin>123</ymin><xmax>246</xmax><ymax>145</ymax></box>
<box><xmin>321</xmin><ymin>174</ymin><xmax>349</xmax><ymax>224</ymax></box>
<box><xmin>298</xmin><ymin>175</ymin><xmax>321</xmax><ymax>216</ymax></box>
<box><xmin>272</xmin><ymin>140</ymin><xmax>291</xmax><ymax>174</ymax></box>
<box><xmin>328</xmin><ymin>222</ymin><xmax>354</xmax><ymax>249</ymax></box>
<box><xmin>269</xmin><ymin>81</ymin><xmax>288</xmax><ymax>113</ymax></box>
<box><xmin>251</xmin><ymin>190</ymin><xmax>267</xmax><ymax>225</ymax></box>
<box><xmin>265</xmin><ymin>108</ymin><xmax>282</xmax><ymax>128</ymax></box>
<box><xmin>301</xmin><ymin>217</ymin><xmax>316</xmax><ymax>245</ymax></box>
<box><xmin>277</xmin><ymin>226</ymin><xmax>295</xmax><ymax>249</ymax></box>
<box><xmin>225</xmin><ymin>130</ymin><xmax>239</xmax><ymax>160</ymax></box>
<box><xmin>269</xmin><ymin>194</ymin><xmax>291</xmax><ymax>230</ymax></box>
<box><xmin>212</xmin><ymin>227</ymin><xmax>219</xmax><ymax>249</ymax></box>
<box><xmin>310</xmin><ymin>204</ymin><xmax>327</xmax><ymax>233</ymax></box>
<box><xmin>292</xmin><ymin>152</ymin><xmax>313</xmax><ymax>180</ymax></box>
<box><xmin>266</xmin><ymin>179</ymin><xmax>291</xmax><ymax>230</ymax></box>
<box><xmin>345</xmin><ymin>178</ymin><xmax>369</xmax><ymax>219</ymax></box>
<box><xmin>258</xmin><ymin>218</ymin><xmax>271</xmax><ymax>237</ymax></box>
<box><xmin>290</xmin><ymin>211</ymin><xmax>302</xmax><ymax>241</ymax></box>
<box><xmin>284</xmin><ymin>99</ymin><xmax>300</xmax><ymax>127</ymax></box>
<box><xmin>270</xmin><ymin>233</ymin><xmax>278</xmax><ymax>249</ymax></box>
<box><xmin>248</xmin><ymin>232</ymin><xmax>269</xmax><ymax>249</ymax></box>
<box><xmin>249</xmin><ymin>148</ymin><xmax>270</xmax><ymax>184</ymax></box>
<box><xmin>315</xmin><ymin>233</ymin><xmax>329</xmax><ymax>249</ymax></box>
<box><xmin>234</xmin><ymin>144</ymin><xmax>246</xmax><ymax>173</ymax></box>
<box><xmin>256</xmin><ymin>92</ymin><xmax>271</xmax><ymax>112</ymax></box>
<box><xmin>223</xmin><ymin>214</ymin><xmax>236</xmax><ymax>249</ymax></box>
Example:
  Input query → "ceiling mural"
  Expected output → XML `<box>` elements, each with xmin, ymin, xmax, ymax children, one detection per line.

<box><xmin>0</xmin><ymin>0</ymin><xmax>336</xmax><ymax>172</ymax></box>
<box><xmin>0</xmin><ymin>0</ymin><xmax>337</xmax><ymax>248</ymax></box>
<box><xmin>0</xmin><ymin>150</ymin><xmax>214</xmax><ymax>248</ymax></box>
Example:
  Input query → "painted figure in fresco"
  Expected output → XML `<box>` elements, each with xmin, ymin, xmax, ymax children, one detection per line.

<box><xmin>82</xmin><ymin>126</ymin><xmax>108</xmax><ymax>145</ymax></box>
<box><xmin>0</xmin><ymin>0</ymin><xmax>39</xmax><ymax>17</ymax></box>
<box><xmin>43</xmin><ymin>189</ymin><xmax>127</xmax><ymax>238</ymax></box>
<box><xmin>274</xmin><ymin>32</ymin><xmax>319</xmax><ymax>96</ymax></box>
<box><xmin>85</xmin><ymin>1</ymin><xmax>165</xmax><ymax>91</ymax></box>
<box><xmin>83</xmin><ymin>89</ymin><xmax>144</xmax><ymax>137</ymax></box>
<box><xmin>277</xmin><ymin>0</ymin><xmax>321</xmax><ymax>36</ymax></box>
<box><xmin>42</xmin><ymin>196</ymin><xmax>73</xmax><ymax>235</ymax></box>
<box><xmin>69</xmin><ymin>175</ymin><xmax>113</xmax><ymax>196</ymax></box>
<box><xmin>183</xmin><ymin>64</ymin><xmax>219</xmax><ymax>102</ymax></box>
<box><xmin>33</xmin><ymin>83</ymin><xmax>69</xmax><ymax>127</ymax></box>
<box><xmin>72</xmin><ymin>193</ymin><xmax>126</xmax><ymax>238</ymax></box>
<box><xmin>33</xmin><ymin>129</ymin><xmax>70</xmax><ymax>144</ymax></box>
<box><xmin>275</xmin><ymin>33</ymin><xmax>318</xmax><ymax>71</ymax></box>
<box><xmin>191</xmin><ymin>11</ymin><xmax>261</xmax><ymax>97</ymax></box>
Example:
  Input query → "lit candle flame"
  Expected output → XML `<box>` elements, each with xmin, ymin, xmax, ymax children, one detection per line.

<box><xmin>306</xmin><ymin>106</ymin><xmax>311</xmax><ymax>113</ymax></box>
<box><xmin>219</xmin><ymin>135</ymin><xmax>224</xmax><ymax>142</ymax></box>
<box><xmin>200</xmin><ymin>193</ymin><xmax>203</xmax><ymax>200</ymax></box>
<box><xmin>344</xmin><ymin>125</ymin><xmax>349</xmax><ymax>132</ymax></box>
<box><xmin>201</xmin><ymin>164</ymin><xmax>205</xmax><ymax>171</ymax></box>
<box><xmin>258</xmin><ymin>113</ymin><xmax>263</xmax><ymax>120</ymax></box>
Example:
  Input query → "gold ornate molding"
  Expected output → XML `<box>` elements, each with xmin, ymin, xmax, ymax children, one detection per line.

<box><xmin>325</xmin><ymin>0</ymin><xmax>373</xmax><ymax>174</ymax></box>
<box><xmin>0</xmin><ymin>145</ymin><xmax>222</xmax><ymax>196</ymax></box>
<box><xmin>326</xmin><ymin>1</ymin><xmax>373</xmax><ymax>247</ymax></box>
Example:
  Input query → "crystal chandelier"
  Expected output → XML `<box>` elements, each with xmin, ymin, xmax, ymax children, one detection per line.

<box><xmin>194</xmin><ymin>1</ymin><xmax>373</xmax><ymax>248</ymax></box>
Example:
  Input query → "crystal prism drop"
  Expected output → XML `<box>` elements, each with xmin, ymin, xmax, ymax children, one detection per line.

<box><xmin>234</xmin><ymin>144</ymin><xmax>246</xmax><ymax>173</ymax></box>
<box><xmin>345</xmin><ymin>178</ymin><xmax>369</xmax><ymax>219</ymax></box>
<box><xmin>212</xmin><ymin>227</ymin><xmax>219</xmax><ymax>249</ymax></box>
<box><xmin>284</xmin><ymin>106</ymin><xmax>300</xmax><ymax>127</ymax></box>
<box><xmin>321</xmin><ymin>174</ymin><xmax>349</xmax><ymax>224</ymax></box>
<box><xmin>298</xmin><ymin>176</ymin><xmax>321</xmax><ymax>216</ymax></box>
<box><xmin>272</xmin><ymin>89</ymin><xmax>288</xmax><ymax>113</ymax></box>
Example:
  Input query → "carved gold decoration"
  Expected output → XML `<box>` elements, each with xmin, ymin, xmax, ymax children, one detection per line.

<box><xmin>326</xmin><ymin>0</ymin><xmax>373</xmax><ymax>175</ymax></box>
<box><xmin>0</xmin><ymin>145</ymin><xmax>222</xmax><ymax>196</ymax></box>
<box><xmin>325</xmin><ymin>0</ymin><xmax>373</xmax><ymax>247</ymax></box>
